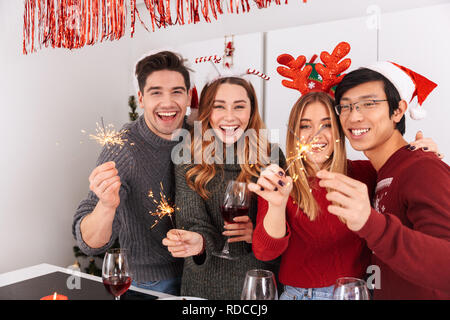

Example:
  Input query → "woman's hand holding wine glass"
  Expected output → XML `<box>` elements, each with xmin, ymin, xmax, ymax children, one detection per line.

<box><xmin>223</xmin><ymin>215</ymin><xmax>253</xmax><ymax>244</ymax></box>
<box><xmin>213</xmin><ymin>181</ymin><xmax>251</xmax><ymax>260</ymax></box>
<box><xmin>163</xmin><ymin>181</ymin><xmax>254</xmax><ymax>260</ymax></box>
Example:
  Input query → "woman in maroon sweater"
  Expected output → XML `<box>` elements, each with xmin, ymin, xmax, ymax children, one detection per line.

<box><xmin>249</xmin><ymin>92</ymin><xmax>439</xmax><ymax>300</ymax></box>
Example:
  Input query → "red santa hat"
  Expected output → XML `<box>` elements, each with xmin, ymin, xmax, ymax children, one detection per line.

<box><xmin>365</xmin><ymin>61</ymin><xmax>437</xmax><ymax>120</ymax></box>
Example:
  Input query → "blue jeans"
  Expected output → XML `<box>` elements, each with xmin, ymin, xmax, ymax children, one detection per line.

<box><xmin>132</xmin><ymin>277</ymin><xmax>181</xmax><ymax>296</ymax></box>
<box><xmin>280</xmin><ymin>285</ymin><xmax>334</xmax><ymax>300</ymax></box>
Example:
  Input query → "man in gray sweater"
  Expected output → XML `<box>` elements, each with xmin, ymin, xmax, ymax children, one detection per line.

<box><xmin>72</xmin><ymin>51</ymin><xmax>193</xmax><ymax>295</ymax></box>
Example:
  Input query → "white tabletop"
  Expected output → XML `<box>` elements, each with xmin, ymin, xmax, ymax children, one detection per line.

<box><xmin>0</xmin><ymin>263</ymin><xmax>174</xmax><ymax>300</ymax></box>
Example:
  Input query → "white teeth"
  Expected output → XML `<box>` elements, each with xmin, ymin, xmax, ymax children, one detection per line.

<box><xmin>351</xmin><ymin>128</ymin><xmax>370</xmax><ymax>136</ymax></box>
<box><xmin>157</xmin><ymin>112</ymin><xmax>177</xmax><ymax>117</ymax></box>
<box><xmin>220</xmin><ymin>126</ymin><xmax>238</xmax><ymax>131</ymax></box>
<box><xmin>311</xmin><ymin>143</ymin><xmax>327</xmax><ymax>148</ymax></box>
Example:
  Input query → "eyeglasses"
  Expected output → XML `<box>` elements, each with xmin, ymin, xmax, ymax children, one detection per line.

<box><xmin>335</xmin><ymin>99</ymin><xmax>388</xmax><ymax>116</ymax></box>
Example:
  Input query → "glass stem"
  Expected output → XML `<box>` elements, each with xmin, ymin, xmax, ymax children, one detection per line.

<box><xmin>222</xmin><ymin>237</ymin><xmax>230</xmax><ymax>254</ymax></box>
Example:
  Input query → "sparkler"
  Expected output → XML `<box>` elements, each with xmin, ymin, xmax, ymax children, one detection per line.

<box><xmin>88</xmin><ymin>117</ymin><xmax>128</xmax><ymax>148</ymax></box>
<box><xmin>285</xmin><ymin>124</ymin><xmax>327</xmax><ymax>173</ymax></box>
<box><xmin>149</xmin><ymin>182</ymin><xmax>179</xmax><ymax>228</ymax></box>
<box><xmin>148</xmin><ymin>183</ymin><xmax>183</xmax><ymax>241</ymax></box>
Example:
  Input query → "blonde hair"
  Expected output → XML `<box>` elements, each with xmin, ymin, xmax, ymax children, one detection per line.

<box><xmin>186</xmin><ymin>77</ymin><xmax>271</xmax><ymax>199</ymax></box>
<box><xmin>286</xmin><ymin>92</ymin><xmax>347</xmax><ymax>220</ymax></box>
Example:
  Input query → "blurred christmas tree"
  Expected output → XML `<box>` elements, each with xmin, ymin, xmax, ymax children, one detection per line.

<box><xmin>129</xmin><ymin>95</ymin><xmax>139</xmax><ymax>121</ymax></box>
<box><xmin>73</xmin><ymin>239</ymin><xmax>120</xmax><ymax>276</ymax></box>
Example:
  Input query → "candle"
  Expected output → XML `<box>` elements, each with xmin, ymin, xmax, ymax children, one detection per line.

<box><xmin>40</xmin><ymin>292</ymin><xmax>68</xmax><ymax>300</ymax></box>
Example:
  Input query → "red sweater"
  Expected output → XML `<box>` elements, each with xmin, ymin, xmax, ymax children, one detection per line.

<box><xmin>252</xmin><ymin>160</ymin><xmax>375</xmax><ymax>288</ymax></box>
<box><xmin>356</xmin><ymin>147</ymin><xmax>450</xmax><ymax>299</ymax></box>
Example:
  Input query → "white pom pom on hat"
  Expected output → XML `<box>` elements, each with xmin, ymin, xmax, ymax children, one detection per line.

<box><xmin>365</xmin><ymin>61</ymin><xmax>437</xmax><ymax>120</ymax></box>
<box><xmin>408</xmin><ymin>96</ymin><xmax>427</xmax><ymax>120</ymax></box>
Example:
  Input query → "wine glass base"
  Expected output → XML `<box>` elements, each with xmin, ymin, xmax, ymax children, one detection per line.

<box><xmin>212</xmin><ymin>251</ymin><xmax>238</xmax><ymax>260</ymax></box>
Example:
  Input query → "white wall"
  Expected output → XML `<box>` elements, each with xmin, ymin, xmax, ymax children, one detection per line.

<box><xmin>1</xmin><ymin>0</ymin><xmax>448</xmax><ymax>274</ymax></box>
<box><xmin>0</xmin><ymin>1</ymin><xmax>132</xmax><ymax>273</ymax></box>
<box><xmin>379</xmin><ymin>4</ymin><xmax>450</xmax><ymax>164</ymax></box>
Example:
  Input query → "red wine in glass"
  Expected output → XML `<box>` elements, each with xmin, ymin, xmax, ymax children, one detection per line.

<box><xmin>102</xmin><ymin>248</ymin><xmax>131</xmax><ymax>300</ymax></box>
<box><xmin>103</xmin><ymin>276</ymin><xmax>132</xmax><ymax>298</ymax></box>
<box><xmin>213</xmin><ymin>181</ymin><xmax>250</xmax><ymax>260</ymax></box>
<box><xmin>221</xmin><ymin>205</ymin><xmax>249</xmax><ymax>224</ymax></box>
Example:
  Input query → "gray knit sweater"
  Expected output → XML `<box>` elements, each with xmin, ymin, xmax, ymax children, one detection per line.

<box><xmin>72</xmin><ymin>115</ymin><xmax>184</xmax><ymax>282</ymax></box>
<box><xmin>175</xmin><ymin>145</ymin><xmax>284</xmax><ymax>300</ymax></box>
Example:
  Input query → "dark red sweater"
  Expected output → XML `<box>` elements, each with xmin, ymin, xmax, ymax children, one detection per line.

<box><xmin>356</xmin><ymin>147</ymin><xmax>450</xmax><ymax>299</ymax></box>
<box><xmin>252</xmin><ymin>160</ymin><xmax>375</xmax><ymax>288</ymax></box>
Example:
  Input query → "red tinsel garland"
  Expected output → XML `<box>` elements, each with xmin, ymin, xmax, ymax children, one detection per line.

<box><xmin>23</xmin><ymin>0</ymin><xmax>308</xmax><ymax>54</ymax></box>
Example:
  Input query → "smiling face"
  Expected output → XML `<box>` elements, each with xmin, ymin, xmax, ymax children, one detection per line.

<box><xmin>137</xmin><ymin>70</ymin><xmax>191</xmax><ymax>140</ymax></box>
<box><xmin>338</xmin><ymin>80</ymin><xmax>404</xmax><ymax>154</ymax></box>
<box><xmin>209</xmin><ymin>83</ymin><xmax>252</xmax><ymax>145</ymax></box>
<box><xmin>299</xmin><ymin>101</ymin><xmax>334</xmax><ymax>166</ymax></box>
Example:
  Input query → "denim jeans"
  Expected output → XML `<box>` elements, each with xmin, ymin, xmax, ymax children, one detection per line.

<box><xmin>280</xmin><ymin>285</ymin><xmax>334</xmax><ymax>300</ymax></box>
<box><xmin>132</xmin><ymin>277</ymin><xmax>181</xmax><ymax>296</ymax></box>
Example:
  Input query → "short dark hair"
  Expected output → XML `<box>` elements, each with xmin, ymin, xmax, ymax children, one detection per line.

<box><xmin>334</xmin><ymin>68</ymin><xmax>405</xmax><ymax>135</ymax></box>
<box><xmin>135</xmin><ymin>51</ymin><xmax>191</xmax><ymax>93</ymax></box>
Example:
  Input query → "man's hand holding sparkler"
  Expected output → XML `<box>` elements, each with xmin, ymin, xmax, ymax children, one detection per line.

<box><xmin>162</xmin><ymin>230</ymin><xmax>205</xmax><ymax>258</ymax></box>
<box><xmin>317</xmin><ymin>170</ymin><xmax>371</xmax><ymax>232</ymax></box>
<box><xmin>248</xmin><ymin>164</ymin><xmax>293</xmax><ymax>239</ymax></box>
<box><xmin>89</xmin><ymin>161</ymin><xmax>121</xmax><ymax>210</ymax></box>
<box><xmin>79</xmin><ymin>161</ymin><xmax>121</xmax><ymax>249</ymax></box>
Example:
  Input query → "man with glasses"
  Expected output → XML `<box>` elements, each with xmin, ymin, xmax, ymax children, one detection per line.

<box><xmin>316</xmin><ymin>62</ymin><xmax>450</xmax><ymax>299</ymax></box>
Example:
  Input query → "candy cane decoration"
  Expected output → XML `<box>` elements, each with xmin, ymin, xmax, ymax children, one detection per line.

<box><xmin>247</xmin><ymin>68</ymin><xmax>270</xmax><ymax>80</ymax></box>
<box><xmin>195</xmin><ymin>55</ymin><xmax>222</xmax><ymax>64</ymax></box>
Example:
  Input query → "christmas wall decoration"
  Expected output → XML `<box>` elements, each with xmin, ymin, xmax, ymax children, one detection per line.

<box><xmin>23</xmin><ymin>0</ymin><xmax>309</xmax><ymax>54</ymax></box>
<box><xmin>223</xmin><ymin>35</ymin><xmax>235</xmax><ymax>68</ymax></box>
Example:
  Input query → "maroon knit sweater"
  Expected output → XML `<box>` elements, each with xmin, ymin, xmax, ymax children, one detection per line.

<box><xmin>356</xmin><ymin>147</ymin><xmax>450</xmax><ymax>299</ymax></box>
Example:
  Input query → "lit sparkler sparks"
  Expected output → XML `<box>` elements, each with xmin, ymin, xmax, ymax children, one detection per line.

<box><xmin>285</xmin><ymin>124</ymin><xmax>327</xmax><ymax>172</ymax></box>
<box><xmin>88</xmin><ymin>117</ymin><xmax>128</xmax><ymax>148</ymax></box>
<box><xmin>148</xmin><ymin>182</ymin><xmax>179</xmax><ymax>230</ymax></box>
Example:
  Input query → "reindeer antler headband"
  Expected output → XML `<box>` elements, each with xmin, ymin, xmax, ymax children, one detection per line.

<box><xmin>277</xmin><ymin>42</ymin><xmax>351</xmax><ymax>96</ymax></box>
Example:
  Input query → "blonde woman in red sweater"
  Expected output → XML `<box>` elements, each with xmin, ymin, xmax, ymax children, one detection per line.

<box><xmin>249</xmin><ymin>91</ymin><xmax>440</xmax><ymax>300</ymax></box>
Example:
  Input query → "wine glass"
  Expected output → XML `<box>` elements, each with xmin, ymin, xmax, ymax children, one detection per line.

<box><xmin>332</xmin><ymin>277</ymin><xmax>370</xmax><ymax>300</ymax></box>
<box><xmin>212</xmin><ymin>181</ymin><xmax>250</xmax><ymax>260</ymax></box>
<box><xmin>241</xmin><ymin>269</ymin><xmax>278</xmax><ymax>300</ymax></box>
<box><xmin>102</xmin><ymin>248</ymin><xmax>132</xmax><ymax>300</ymax></box>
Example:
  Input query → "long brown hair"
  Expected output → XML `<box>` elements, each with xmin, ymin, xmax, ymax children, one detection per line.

<box><xmin>186</xmin><ymin>77</ymin><xmax>271</xmax><ymax>199</ymax></box>
<box><xmin>286</xmin><ymin>91</ymin><xmax>347</xmax><ymax>220</ymax></box>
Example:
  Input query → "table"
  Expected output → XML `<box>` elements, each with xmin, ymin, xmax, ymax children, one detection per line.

<box><xmin>0</xmin><ymin>263</ymin><xmax>174</xmax><ymax>300</ymax></box>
